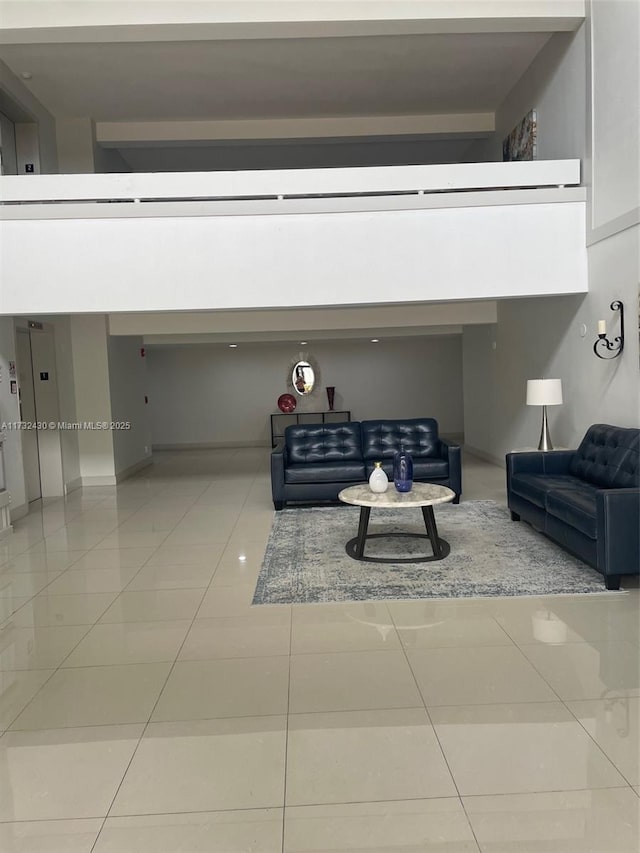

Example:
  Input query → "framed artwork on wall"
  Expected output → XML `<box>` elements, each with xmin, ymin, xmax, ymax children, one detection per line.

<box><xmin>502</xmin><ymin>109</ymin><xmax>537</xmax><ymax>161</ymax></box>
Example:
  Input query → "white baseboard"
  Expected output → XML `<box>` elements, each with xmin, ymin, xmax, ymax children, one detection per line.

<box><xmin>152</xmin><ymin>441</ymin><xmax>271</xmax><ymax>450</ymax></box>
<box><xmin>80</xmin><ymin>475</ymin><xmax>118</xmax><ymax>486</ymax></box>
<box><xmin>79</xmin><ymin>458</ymin><xmax>153</xmax><ymax>488</ymax></box>
<box><xmin>10</xmin><ymin>503</ymin><xmax>29</xmax><ymax>523</ymax></box>
<box><xmin>115</xmin><ymin>457</ymin><xmax>153</xmax><ymax>483</ymax></box>
<box><xmin>64</xmin><ymin>478</ymin><xmax>82</xmax><ymax>496</ymax></box>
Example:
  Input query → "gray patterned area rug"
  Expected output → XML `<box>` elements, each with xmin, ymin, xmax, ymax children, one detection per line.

<box><xmin>253</xmin><ymin>500</ymin><xmax>611</xmax><ymax>604</ymax></box>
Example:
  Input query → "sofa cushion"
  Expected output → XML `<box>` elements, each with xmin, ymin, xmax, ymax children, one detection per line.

<box><xmin>369</xmin><ymin>459</ymin><xmax>449</xmax><ymax>480</ymax></box>
<box><xmin>286</xmin><ymin>422</ymin><xmax>362</xmax><ymax>464</ymax></box>
<box><xmin>547</xmin><ymin>488</ymin><xmax>598</xmax><ymax>539</ymax></box>
<box><xmin>285</xmin><ymin>461</ymin><xmax>366</xmax><ymax>484</ymax></box>
<box><xmin>361</xmin><ymin>418</ymin><xmax>439</xmax><ymax>460</ymax></box>
<box><xmin>406</xmin><ymin>460</ymin><xmax>451</xmax><ymax>480</ymax></box>
<box><xmin>413</xmin><ymin>459</ymin><xmax>450</xmax><ymax>480</ymax></box>
<box><xmin>569</xmin><ymin>424</ymin><xmax>640</xmax><ymax>489</ymax></box>
<box><xmin>510</xmin><ymin>473</ymin><xmax>585</xmax><ymax>509</ymax></box>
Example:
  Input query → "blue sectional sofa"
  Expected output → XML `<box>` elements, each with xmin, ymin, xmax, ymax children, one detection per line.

<box><xmin>271</xmin><ymin>417</ymin><xmax>461</xmax><ymax>510</ymax></box>
<box><xmin>507</xmin><ymin>424</ymin><xmax>640</xmax><ymax>589</ymax></box>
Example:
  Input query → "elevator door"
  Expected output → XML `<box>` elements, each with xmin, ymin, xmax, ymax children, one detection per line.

<box><xmin>16</xmin><ymin>328</ymin><xmax>42</xmax><ymax>502</ymax></box>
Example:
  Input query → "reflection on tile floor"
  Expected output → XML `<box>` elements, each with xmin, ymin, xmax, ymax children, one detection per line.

<box><xmin>0</xmin><ymin>448</ymin><xmax>638</xmax><ymax>852</ymax></box>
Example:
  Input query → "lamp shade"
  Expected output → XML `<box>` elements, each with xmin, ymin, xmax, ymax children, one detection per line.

<box><xmin>526</xmin><ymin>378</ymin><xmax>563</xmax><ymax>406</ymax></box>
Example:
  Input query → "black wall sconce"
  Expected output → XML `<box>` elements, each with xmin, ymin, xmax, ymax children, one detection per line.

<box><xmin>594</xmin><ymin>300</ymin><xmax>624</xmax><ymax>359</ymax></box>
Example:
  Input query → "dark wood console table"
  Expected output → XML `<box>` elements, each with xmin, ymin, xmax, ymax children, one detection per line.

<box><xmin>270</xmin><ymin>410</ymin><xmax>351</xmax><ymax>447</ymax></box>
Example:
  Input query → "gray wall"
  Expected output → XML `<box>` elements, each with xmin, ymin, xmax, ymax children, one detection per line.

<box><xmin>147</xmin><ymin>336</ymin><xmax>464</xmax><ymax>447</ymax></box>
<box><xmin>94</xmin><ymin>144</ymin><xmax>131</xmax><ymax>174</ymax></box>
<box><xmin>0</xmin><ymin>58</ymin><xmax>57</xmax><ymax>174</ymax></box>
<box><xmin>462</xmin><ymin>1</ymin><xmax>640</xmax><ymax>463</ymax></box>
<box><xmin>118</xmin><ymin>137</ymin><xmax>477</xmax><ymax>173</ymax></box>
<box><xmin>466</xmin><ymin>26</ymin><xmax>587</xmax><ymax>164</ymax></box>
<box><xmin>0</xmin><ymin>110</ymin><xmax>17</xmax><ymax>174</ymax></box>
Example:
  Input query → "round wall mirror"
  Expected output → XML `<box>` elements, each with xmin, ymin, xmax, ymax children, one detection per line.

<box><xmin>292</xmin><ymin>360</ymin><xmax>315</xmax><ymax>396</ymax></box>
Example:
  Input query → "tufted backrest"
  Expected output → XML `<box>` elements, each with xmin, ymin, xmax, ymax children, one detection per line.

<box><xmin>285</xmin><ymin>422</ymin><xmax>362</xmax><ymax>464</ymax></box>
<box><xmin>361</xmin><ymin>418</ymin><xmax>439</xmax><ymax>460</ymax></box>
<box><xmin>569</xmin><ymin>424</ymin><xmax>640</xmax><ymax>489</ymax></box>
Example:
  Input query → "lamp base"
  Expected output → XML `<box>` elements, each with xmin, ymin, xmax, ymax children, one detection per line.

<box><xmin>537</xmin><ymin>405</ymin><xmax>554</xmax><ymax>451</ymax></box>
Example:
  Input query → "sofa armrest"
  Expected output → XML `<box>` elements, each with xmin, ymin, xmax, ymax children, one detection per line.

<box><xmin>596</xmin><ymin>488</ymin><xmax>640</xmax><ymax>577</ymax></box>
<box><xmin>270</xmin><ymin>441</ymin><xmax>287</xmax><ymax>508</ymax></box>
<box><xmin>439</xmin><ymin>438</ymin><xmax>462</xmax><ymax>500</ymax></box>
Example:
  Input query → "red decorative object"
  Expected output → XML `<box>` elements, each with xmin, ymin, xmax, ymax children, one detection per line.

<box><xmin>326</xmin><ymin>386</ymin><xmax>335</xmax><ymax>411</ymax></box>
<box><xmin>277</xmin><ymin>393</ymin><xmax>297</xmax><ymax>413</ymax></box>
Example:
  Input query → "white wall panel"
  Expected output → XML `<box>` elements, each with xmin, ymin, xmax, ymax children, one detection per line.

<box><xmin>0</xmin><ymin>200</ymin><xmax>587</xmax><ymax>315</ymax></box>
<box><xmin>28</xmin><ymin>326</ymin><xmax>64</xmax><ymax>497</ymax></box>
<box><xmin>107</xmin><ymin>335</ymin><xmax>152</xmax><ymax>477</ymax></box>
<box><xmin>69</xmin><ymin>315</ymin><xmax>115</xmax><ymax>484</ymax></box>
<box><xmin>0</xmin><ymin>317</ymin><xmax>26</xmax><ymax>517</ymax></box>
<box><xmin>590</xmin><ymin>0</ymin><xmax>640</xmax><ymax>232</ymax></box>
<box><xmin>45</xmin><ymin>316</ymin><xmax>81</xmax><ymax>491</ymax></box>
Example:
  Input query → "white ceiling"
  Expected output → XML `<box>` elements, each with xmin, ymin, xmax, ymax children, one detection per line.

<box><xmin>0</xmin><ymin>32</ymin><xmax>550</xmax><ymax>121</ymax></box>
<box><xmin>109</xmin><ymin>303</ymin><xmax>498</xmax><ymax>346</ymax></box>
<box><xmin>0</xmin><ymin>29</ymin><xmax>552</xmax><ymax>170</ymax></box>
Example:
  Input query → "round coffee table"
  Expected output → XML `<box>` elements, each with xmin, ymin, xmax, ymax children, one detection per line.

<box><xmin>338</xmin><ymin>482</ymin><xmax>455</xmax><ymax>563</ymax></box>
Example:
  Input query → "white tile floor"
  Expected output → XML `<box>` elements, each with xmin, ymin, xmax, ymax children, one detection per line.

<box><xmin>0</xmin><ymin>447</ymin><xmax>638</xmax><ymax>852</ymax></box>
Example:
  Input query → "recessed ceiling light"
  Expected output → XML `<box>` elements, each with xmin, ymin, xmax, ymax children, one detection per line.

<box><xmin>300</xmin><ymin>341</ymin><xmax>307</xmax><ymax>345</ymax></box>
<box><xmin>371</xmin><ymin>338</ymin><xmax>380</xmax><ymax>343</ymax></box>
<box><xmin>20</xmin><ymin>71</ymin><xmax>32</xmax><ymax>80</ymax></box>
<box><xmin>229</xmin><ymin>344</ymin><xmax>238</xmax><ymax>348</ymax></box>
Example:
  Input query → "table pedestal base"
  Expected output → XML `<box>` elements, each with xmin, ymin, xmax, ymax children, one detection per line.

<box><xmin>345</xmin><ymin>506</ymin><xmax>450</xmax><ymax>563</ymax></box>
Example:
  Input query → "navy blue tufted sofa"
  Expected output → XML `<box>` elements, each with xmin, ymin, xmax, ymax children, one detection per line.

<box><xmin>507</xmin><ymin>424</ymin><xmax>640</xmax><ymax>589</ymax></box>
<box><xmin>271</xmin><ymin>418</ymin><xmax>461</xmax><ymax>510</ymax></box>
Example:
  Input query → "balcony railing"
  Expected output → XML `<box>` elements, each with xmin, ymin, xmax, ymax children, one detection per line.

<box><xmin>0</xmin><ymin>160</ymin><xmax>580</xmax><ymax>206</ymax></box>
<box><xmin>0</xmin><ymin>160</ymin><xmax>586</xmax><ymax>315</ymax></box>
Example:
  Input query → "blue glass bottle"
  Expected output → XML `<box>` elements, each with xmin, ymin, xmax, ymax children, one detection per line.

<box><xmin>393</xmin><ymin>446</ymin><xmax>413</xmax><ymax>493</ymax></box>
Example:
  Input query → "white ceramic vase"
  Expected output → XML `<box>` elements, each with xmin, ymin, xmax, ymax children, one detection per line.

<box><xmin>368</xmin><ymin>461</ymin><xmax>389</xmax><ymax>493</ymax></box>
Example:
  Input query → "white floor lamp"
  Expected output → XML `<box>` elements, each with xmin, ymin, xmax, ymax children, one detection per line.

<box><xmin>526</xmin><ymin>378</ymin><xmax>563</xmax><ymax>451</ymax></box>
